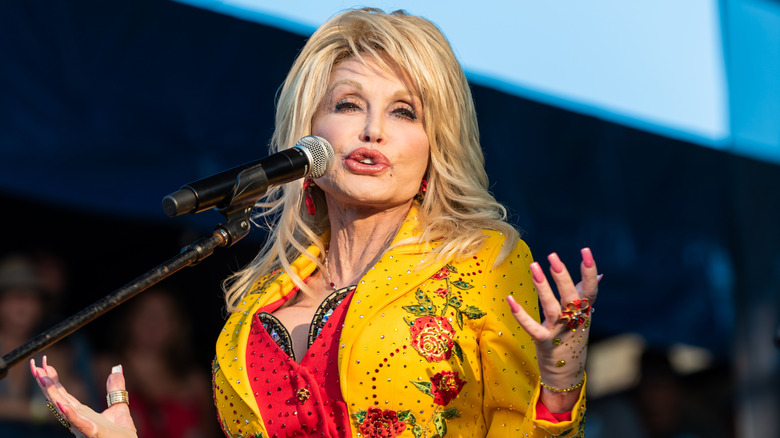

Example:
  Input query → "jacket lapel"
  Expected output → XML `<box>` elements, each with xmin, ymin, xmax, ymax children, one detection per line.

<box><xmin>216</xmin><ymin>245</ymin><xmax>321</xmax><ymax>417</ymax></box>
<box><xmin>337</xmin><ymin>207</ymin><xmax>450</xmax><ymax>384</ymax></box>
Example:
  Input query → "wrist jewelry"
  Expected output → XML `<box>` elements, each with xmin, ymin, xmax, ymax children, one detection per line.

<box><xmin>540</xmin><ymin>378</ymin><xmax>585</xmax><ymax>393</ymax></box>
<box><xmin>46</xmin><ymin>401</ymin><xmax>71</xmax><ymax>430</ymax></box>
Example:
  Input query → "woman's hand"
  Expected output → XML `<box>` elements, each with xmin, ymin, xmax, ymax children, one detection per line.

<box><xmin>31</xmin><ymin>356</ymin><xmax>138</xmax><ymax>438</ymax></box>
<box><xmin>506</xmin><ymin>248</ymin><xmax>600</xmax><ymax>413</ymax></box>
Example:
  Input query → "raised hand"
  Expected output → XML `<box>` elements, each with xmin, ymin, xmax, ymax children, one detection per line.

<box><xmin>507</xmin><ymin>248</ymin><xmax>600</xmax><ymax>411</ymax></box>
<box><xmin>31</xmin><ymin>356</ymin><xmax>138</xmax><ymax>438</ymax></box>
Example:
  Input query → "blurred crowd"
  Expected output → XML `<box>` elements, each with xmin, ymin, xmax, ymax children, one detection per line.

<box><xmin>0</xmin><ymin>250</ymin><xmax>220</xmax><ymax>438</ymax></box>
<box><xmin>0</xmin><ymin>249</ymin><xmax>735</xmax><ymax>438</ymax></box>
<box><xmin>586</xmin><ymin>348</ymin><xmax>734</xmax><ymax>438</ymax></box>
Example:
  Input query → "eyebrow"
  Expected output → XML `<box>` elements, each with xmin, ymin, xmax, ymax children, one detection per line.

<box><xmin>327</xmin><ymin>79</ymin><xmax>361</xmax><ymax>94</ymax></box>
<box><xmin>326</xmin><ymin>80</ymin><xmax>420</xmax><ymax>104</ymax></box>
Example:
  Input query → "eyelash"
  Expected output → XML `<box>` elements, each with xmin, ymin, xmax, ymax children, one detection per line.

<box><xmin>334</xmin><ymin>100</ymin><xmax>361</xmax><ymax>113</ymax></box>
<box><xmin>392</xmin><ymin>106</ymin><xmax>418</xmax><ymax>121</ymax></box>
<box><xmin>334</xmin><ymin>100</ymin><xmax>419</xmax><ymax>121</ymax></box>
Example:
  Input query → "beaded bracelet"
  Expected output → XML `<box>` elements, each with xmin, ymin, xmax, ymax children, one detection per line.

<box><xmin>540</xmin><ymin>378</ymin><xmax>585</xmax><ymax>393</ymax></box>
<box><xmin>45</xmin><ymin>401</ymin><xmax>71</xmax><ymax>431</ymax></box>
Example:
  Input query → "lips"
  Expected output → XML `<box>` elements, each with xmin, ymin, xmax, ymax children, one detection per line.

<box><xmin>344</xmin><ymin>147</ymin><xmax>391</xmax><ymax>174</ymax></box>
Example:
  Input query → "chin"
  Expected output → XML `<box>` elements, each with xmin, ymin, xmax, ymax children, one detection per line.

<box><xmin>346</xmin><ymin>197</ymin><xmax>414</xmax><ymax>211</ymax></box>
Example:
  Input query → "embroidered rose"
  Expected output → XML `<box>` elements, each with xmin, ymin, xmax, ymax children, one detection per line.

<box><xmin>409</xmin><ymin>372</ymin><xmax>465</xmax><ymax>436</ymax></box>
<box><xmin>431</xmin><ymin>267</ymin><xmax>450</xmax><ymax>280</ymax></box>
<box><xmin>430</xmin><ymin>371</ymin><xmax>467</xmax><ymax>406</ymax></box>
<box><xmin>434</xmin><ymin>287</ymin><xmax>448</xmax><ymax>298</ymax></box>
<box><xmin>409</xmin><ymin>316</ymin><xmax>455</xmax><ymax>362</ymax></box>
<box><xmin>358</xmin><ymin>407</ymin><xmax>407</xmax><ymax>437</ymax></box>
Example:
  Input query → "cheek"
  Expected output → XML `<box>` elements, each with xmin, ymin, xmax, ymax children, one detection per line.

<box><xmin>310</xmin><ymin>113</ymin><xmax>333</xmax><ymax>144</ymax></box>
<box><xmin>407</xmin><ymin>138</ymin><xmax>430</xmax><ymax>178</ymax></box>
<box><xmin>311</xmin><ymin>113</ymin><xmax>350</xmax><ymax>144</ymax></box>
<box><xmin>395</xmin><ymin>150</ymin><xmax>429</xmax><ymax>196</ymax></box>
<box><xmin>310</xmin><ymin>115</ymin><xmax>327</xmax><ymax>138</ymax></box>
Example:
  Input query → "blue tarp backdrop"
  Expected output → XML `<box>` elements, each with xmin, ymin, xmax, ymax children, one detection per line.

<box><xmin>2</xmin><ymin>0</ymin><xmax>779</xmax><ymax>362</ymax></box>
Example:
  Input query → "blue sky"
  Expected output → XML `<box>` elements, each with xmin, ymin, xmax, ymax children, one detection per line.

<box><xmin>174</xmin><ymin>1</ymin><xmax>780</xmax><ymax>166</ymax></box>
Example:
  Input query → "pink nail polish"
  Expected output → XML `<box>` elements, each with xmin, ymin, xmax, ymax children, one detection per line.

<box><xmin>597</xmin><ymin>273</ymin><xmax>604</xmax><ymax>282</ymax></box>
<box><xmin>39</xmin><ymin>376</ymin><xmax>47</xmax><ymax>387</ymax></box>
<box><xmin>581</xmin><ymin>248</ymin><xmax>594</xmax><ymax>268</ymax></box>
<box><xmin>506</xmin><ymin>296</ymin><xmax>521</xmax><ymax>313</ymax></box>
<box><xmin>56</xmin><ymin>401</ymin><xmax>67</xmax><ymax>415</ymax></box>
<box><xmin>548</xmin><ymin>253</ymin><xmax>564</xmax><ymax>273</ymax></box>
<box><xmin>530</xmin><ymin>262</ymin><xmax>544</xmax><ymax>282</ymax></box>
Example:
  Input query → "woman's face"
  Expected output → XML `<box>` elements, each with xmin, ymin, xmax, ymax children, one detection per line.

<box><xmin>0</xmin><ymin>289</ymin><xmax>43</xmax><ymax>336</ymax></box>
<box><xmin>311</xmin><ymin>57</ymin><xmax>429</xmax><ymax>212</ymax></box>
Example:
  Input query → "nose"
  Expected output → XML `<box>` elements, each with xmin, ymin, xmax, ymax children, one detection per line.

<box><xmin>360</xmin><ymin>110</ymin><xmax>384</xmax><ymax>144</ymax></box>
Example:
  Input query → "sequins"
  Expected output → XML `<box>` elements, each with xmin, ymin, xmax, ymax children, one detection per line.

<box><xmin>296</xmin><ymin>388</ymin><xmax>311</xmax><ymax>402</ymax></box>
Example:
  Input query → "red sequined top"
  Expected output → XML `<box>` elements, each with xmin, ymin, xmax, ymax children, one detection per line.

<box><xmin>245</xmin><ymin>286</ymin><xmax>355</xmax><ymax>437</ymax></box>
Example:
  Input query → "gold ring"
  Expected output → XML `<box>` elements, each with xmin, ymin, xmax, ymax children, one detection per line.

<box><xmin>106</xmin><ymin>390</ymin><xmax>130</xmax><ymax>408</ymax></box>
<box><xmin>46</xmin><ymin>401</ymin><xmax>71</xmax><ymax>430</ymax></box>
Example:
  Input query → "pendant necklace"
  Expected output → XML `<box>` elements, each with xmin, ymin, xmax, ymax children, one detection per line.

<box><xmin>324</xmin><ymin>254</ymin><xmax>337</xmax><ymax>290</ymax></box>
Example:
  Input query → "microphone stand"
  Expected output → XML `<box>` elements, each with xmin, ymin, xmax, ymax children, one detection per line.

<box><xmin>0</xmin><ymin>200</ymin><xmax>256</xmax><ymax>380</ymax></box>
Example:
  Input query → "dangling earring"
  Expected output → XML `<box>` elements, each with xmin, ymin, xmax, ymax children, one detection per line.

<box><xmin>303</xmin><ymin>179</ymin><xmax>316</xmax><ymax>215</ymax></box>
<box><xmin>415</xmin><ymin>178</ymin><xmax>428</xmax><ymax>202</ymax></box>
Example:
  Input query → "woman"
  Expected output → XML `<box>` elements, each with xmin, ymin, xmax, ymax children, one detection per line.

<box><xmin>31</xmin><ymin>8</ymin><xmax>599</xmax><ymax>438</ymax></box>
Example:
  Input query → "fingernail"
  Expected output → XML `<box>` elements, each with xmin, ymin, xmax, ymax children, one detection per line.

<box><xmin>506</xmin><ymin>295</ymin><xmax>521</xmax><ymax>313</ymax></box>
<box><xmin>43</xmin><ymin>355</ymin><xmax>48</xmax><ymax>368</ymax></box>
<box><xmin>39</xmin><ymin>376</ymin><xmax>47</xmax><ymax>387</ymax></box>
<box><xmin>56</xmin><ymin>401</ymin><xmax>67</xmax><ymax>415</ymax></box>
<box><xmin>581</xmin><ymin>248</ymin><xmax>594</xmax><ymax>268</ymax></box>
<box><xmin>112</xmin><ymin>365</ymin><xmax>123</xmax><ymax>374</ymax></box>
<box><xmin>597</xmin><ymin>273</ymin><xmax>604</xmax><ymax>282</ymax></box>
<box><xmin>548</xmin><ymin>253</ymin><xmax>564</xmax><ymax>273</ymax></box>
<box><xmin>530</xmin><ymin>262</ymin><xmax>545</xmax><ymax>282</ymax></box>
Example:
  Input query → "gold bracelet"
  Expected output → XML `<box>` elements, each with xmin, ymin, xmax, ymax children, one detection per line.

<box><xmin>540</xmin><ymin>378</ymin><xmax>584</xmax><ymax>393</ymax></box>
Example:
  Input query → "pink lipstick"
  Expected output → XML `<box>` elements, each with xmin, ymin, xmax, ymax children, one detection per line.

<box><xmin>344</xmin><ymin>147</ymin><xmax>391</xmax><ymax>174</ymax></box>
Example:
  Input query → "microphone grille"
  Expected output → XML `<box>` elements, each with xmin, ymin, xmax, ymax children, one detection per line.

<box><xmin>295</xmin><ymin>135</ymin><xmax>335</xmax><ymax>178</ymax></box>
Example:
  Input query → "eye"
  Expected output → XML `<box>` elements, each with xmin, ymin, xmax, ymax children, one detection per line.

<box><xmin>391</xmin><ymin>104</ymin><xmax>419</xmax><ymax>121</ymax></box>
<box><xmin>335</xmin><ymin>99</ymin><xmax>362</xmax><ymax>113</ymax></box>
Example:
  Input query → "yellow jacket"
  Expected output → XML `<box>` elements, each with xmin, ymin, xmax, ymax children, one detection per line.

<box><xmin>213</xmin><ymin>209</ymin><xmax>585</xmax><ymax>437</ymax></box>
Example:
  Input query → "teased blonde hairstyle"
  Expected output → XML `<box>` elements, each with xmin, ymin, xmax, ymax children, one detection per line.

<box><xmin>223</xmin><ymin>8</ymin><xmax>518</xmax><ymax>311</ymax></box>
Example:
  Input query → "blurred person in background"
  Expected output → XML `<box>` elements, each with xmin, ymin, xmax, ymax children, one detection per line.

<box><xmin>586</xmin><ymin>348</ymin><xmax>731</xmax><ymax>438</ymax></box>
<box><xmin>0</xmin><ymin>253</ymin><xmax>87</xmax><ymax>437</ymax></box>
<box><xmin>93</xmin><ymin>288</ymin><xmax>219</xmax><ymax>438</ymax></box>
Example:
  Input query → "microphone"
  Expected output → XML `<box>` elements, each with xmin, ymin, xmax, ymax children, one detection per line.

<box><xmin>162</xmin><ymin>136</ymin><xmax>334</xmax><ymax>217</ymax></box>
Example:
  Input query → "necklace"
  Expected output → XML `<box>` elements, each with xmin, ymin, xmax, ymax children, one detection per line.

<box><xmin>323</xmin><ymin>255</ymin><xmax>337</xmax><ymax>290</ymax></box>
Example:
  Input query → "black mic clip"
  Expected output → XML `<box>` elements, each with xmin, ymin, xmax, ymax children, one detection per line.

<box><xmin>212</xmin><ymin>164</ymin><xmax>269</xmax><ymax>246</ymax></box>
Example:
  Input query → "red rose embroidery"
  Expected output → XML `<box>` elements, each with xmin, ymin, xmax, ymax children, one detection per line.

<box><xmin>430</xmin><ymin>371</ymin><xmax>467</xmax><ymax>406</ymax></box>
<box><xmin>431</xmin><ymin>267</ymin><xmax>450</xmax><ymax>280</ymax></box>
<box><xmin>359</xmin><ymin>407</ymin><xmax>407</xmax><ymax>437</ymax></box>
<box><xmin>435</xmin><ymin>287</ymin><xmax>448</xmax><ymax>298</ymax></box>
<box><xmin>409</xmin><ymin>316</ymin><xmax>455</xmax><ymax>362</ymax></box>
